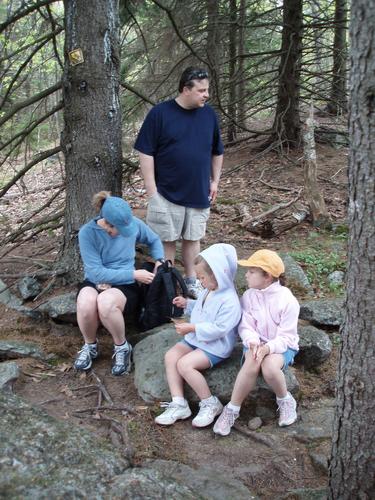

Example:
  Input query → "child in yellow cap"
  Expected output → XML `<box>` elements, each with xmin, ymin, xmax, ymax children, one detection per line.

<box><xmin>213</xmin><ymin>249</ymin><xmax>300</xmax><ymax>436</ymax></box>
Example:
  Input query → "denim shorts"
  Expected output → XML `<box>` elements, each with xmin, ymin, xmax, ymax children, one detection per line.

<box><xmin>242</xmin><ymin>346</ymin><xmax>298</xmax><ymax>371</ymax></box>
<box><xmin>180</xmin><ymin>339</ymin><xmax>225</xmax><ymax>368</ymax></box>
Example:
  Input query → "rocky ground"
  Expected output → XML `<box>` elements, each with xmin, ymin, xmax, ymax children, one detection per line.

<box><xmin>0</xmin><ymin>139</ymin><xmax>348</xmax><ymax>498</ymax></box>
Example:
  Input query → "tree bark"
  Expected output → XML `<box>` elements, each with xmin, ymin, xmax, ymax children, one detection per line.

<box><xmin>328</xmin><ymin>0</ymin><xmax>375</xmax><ymax>496</ymax></box>
<box><xmin>61</xmin><ymin>0</ymin><xmax>122</xmax><ymax>278</ymax></box>
<box><xmin>227</xmin><ymin>0</ymin><xmax>237</xmax><ymax>142</ymax></box>
<box><xmin>206</xmin><ymin>0</ymin><xmax>220</xmax><ymax>107</ymax></box>
<box><xmin>270</xmin><ymin>0</ymin><xmax>303</xmax><ymax>148</ymax></box>
<box><xmin>327</xmin><ymin>0</ymin><xmax>348</xmax><ymax>115</ymax></box>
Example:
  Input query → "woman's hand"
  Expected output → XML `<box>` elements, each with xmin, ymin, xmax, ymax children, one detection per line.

<box><xmin>134</xmin><ymin>269</ymin><xmax>155</xmax><ymax>285</ymax></box>
<box><xmin>175</xmin><ymin>322</ymin><xmax>195</xmax><ymax>336</ymax></box>
<box><xmin>172</xmin><ymin>296</ymin><xmax>187</xmax><ymax>309</ymax></box>
<box><xmin>96</xmin><ymin>283</ymin><xmax>112</xmax><ymax>291</ymax></box>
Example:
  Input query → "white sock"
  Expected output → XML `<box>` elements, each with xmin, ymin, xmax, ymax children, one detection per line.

<box><xmin>114</xmin><ymin>341</ymin><xmax>129</xmax><ymax>351</ymax></box>
<box><xmin>277</xmin><ymin>392</ymin><xmax>291</xmax><ymax>402</ymax></box>
<box><xmin>172</xmin><ymin>396</ymin><xmax>187</xmax><ymax>407</ymax></box>
<box><xmin>201</xmin><ymin>395</ymin><xmax>216</xmax><ymax>405</ymax></box>
<box><xmin>228</xmin><ymin>402</ymin><xmax>241</xmax><ymax>413</ymax></box>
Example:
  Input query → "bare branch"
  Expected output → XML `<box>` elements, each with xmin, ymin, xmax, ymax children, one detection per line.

<box><xmin>0</xmin><ymin>0</ymin><xmax>60</xmax><ymax>33</ymax></box>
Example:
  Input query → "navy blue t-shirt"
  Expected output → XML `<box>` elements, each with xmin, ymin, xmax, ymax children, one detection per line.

<box><xmin>134</xmin><ymin>99</ymin><xmax>224</xmax><ymax>208</ymax></box>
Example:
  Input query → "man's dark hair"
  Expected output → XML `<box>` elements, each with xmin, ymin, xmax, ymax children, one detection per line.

<box><xmin>178</xmin><ymin>66</ymin><xmax>209</xmax><ymax>93</ymax></box>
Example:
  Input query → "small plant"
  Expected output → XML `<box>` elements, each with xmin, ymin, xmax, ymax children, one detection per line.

<box><xmin>290</xmin><ymin>249</ymin><xmax>346</xmax><ymax>296</ymax></box>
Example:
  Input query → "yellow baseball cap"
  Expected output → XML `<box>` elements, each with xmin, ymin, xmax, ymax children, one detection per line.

<box><xmin>238</xmin><ymin>249</ymin><xmax>285</xmax><ymax>277</ymax></box>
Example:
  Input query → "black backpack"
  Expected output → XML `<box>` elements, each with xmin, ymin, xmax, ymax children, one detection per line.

<box><xmin>138</xmin><ymin>260</ymin><xmax>188</xmax><ymax>331</ymax></box>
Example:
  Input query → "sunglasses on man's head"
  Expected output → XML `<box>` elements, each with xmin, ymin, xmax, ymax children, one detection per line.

<box><xmin>185</xmin><ymin>70</ymin><xmax>208</xmax><ymax>82</ymax></box>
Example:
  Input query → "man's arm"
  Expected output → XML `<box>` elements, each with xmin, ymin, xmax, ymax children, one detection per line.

<box><xmin>139</xmin><ymin>152</ymin><xmax>157</xmax><ymax>197</ymax></box>
<box><xmin>210</xmin><ymin>154</ymin><xmax>223</xmax><ymax>203</ymax></box>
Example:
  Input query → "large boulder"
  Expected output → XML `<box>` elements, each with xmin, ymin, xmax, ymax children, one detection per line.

<box><xmin>37</xmin><ymin>291</ymin><xmax>77</xmax><ymax>324</ymax></box>
<box><xmin>296</xmin><ymin>325</ymin><xmax>332</xmax><ymax>368</ymax></box>
<box><xmin>17</xmin><ymin>276</ymin><xmax>41</xmax><ymax>300</ymax></box>
<box><xmin>299</xmin><ymin>298</ymin><xmax>344</xmax><ymax>327</ymax></box>
<box><xmin>0</xmin><ymin>391</ymin><xmax>254</xmax><ymax>498</ymax></box>
<box><xmin>133</xmin><ymin>325</ymin><xmax>299</xmax><ymax>404</ymax></box>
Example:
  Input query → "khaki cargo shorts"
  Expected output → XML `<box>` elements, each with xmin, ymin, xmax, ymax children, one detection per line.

<box><xmin>146</xmin><ymin>192</ymin><xmax>210</xmax><ymax>242</ymax></box>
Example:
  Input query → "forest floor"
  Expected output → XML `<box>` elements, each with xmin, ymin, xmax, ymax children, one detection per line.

<box><xmin>0</xmin><ymin>137</ymin><xmax>348</xmax><ymax>498</ymax></box>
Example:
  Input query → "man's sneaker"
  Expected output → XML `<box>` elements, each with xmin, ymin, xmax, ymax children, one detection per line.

<box><xmin>74</xmin><ymin>343</ymin><xmax>98</xmax><ymax>371</ymax></box>
<box><xmin>192</xmin><ymin>396</ymin><xmax>223</xmax><ymax>428</ymax></box>
<box><xmin>111</xmin><ymin>343</ymin><xmax>132</xmax><ymax>376</ymax></box>
<box><xmin>277</xmin><ymin>393</ymin><xmax>297</xmax><ymax>426</ymax></box>
<box><xmin>213</xmin><ymin>404</ymin><xmax>239</xmax><ymax>436</ymax></box>
<box><xmin>155</xmin><ymin>402</ymin><xmax>192</xmax><ymax>425</ymax></box>
<box><xmin>185</xmin><ymin>279</ymin><xmax>204</xmax><ymax>299</ymax></box>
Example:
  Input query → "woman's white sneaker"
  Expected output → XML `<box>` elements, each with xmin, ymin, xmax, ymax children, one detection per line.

<box><xmin>155</xmin><ymin>402</ymin><xmax>192</xmax><ymax>425</ymax></box>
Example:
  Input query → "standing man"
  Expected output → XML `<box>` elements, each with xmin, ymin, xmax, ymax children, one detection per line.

<box><xmin>134</xmin><ymin>67</ymin><xmax>224</xmax><ymax>298</ymax></box>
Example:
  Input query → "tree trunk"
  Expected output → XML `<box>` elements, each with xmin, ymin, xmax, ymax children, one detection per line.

<box><xmin>227</xmin><ymin>0</ymin><xmax>237</xmax><ymax>142</ymax></box>
<box><xmin>327</xmin><ymin>0</ymin><xmax>348</xmax><ymax>115</ymax></box>
<box><xmin>328</xmin><ymin>0</ymin><xmax>375</xmax><ymax>496</ymax></box>
<box><xmin>206</xmin><ymin>0</ymin><xmax>220</xmax><ymax>108</ymax></box>
<box><xmin>61</xmin><ymin>0</ymin><xmax>122</xmax><ymax>278</ymax></box>
<box><xmin>271</xmin><ymin>0</ymin><xmax>303</xmax><ymax>148</ymax></box>
<box><xmin>303</xmin><ymin>105</ymin><xmax>331</xmax><ymax>228</ymax></box>
<box><xmin>236</xmin><ymin>0</ymin><xmax>246</xmax><ymax>128</ymax></box>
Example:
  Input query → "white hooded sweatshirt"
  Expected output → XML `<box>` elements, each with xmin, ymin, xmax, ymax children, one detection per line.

<box><xmin>184</xmin><ymin>243</ymin><xmax>241</xmax><ymax>359</ymax></box>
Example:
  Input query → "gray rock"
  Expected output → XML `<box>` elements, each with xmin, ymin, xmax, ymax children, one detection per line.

<box><xmin>309</xmin><ymin>451</ymin><xmax>329</xmax><ymax>474</ymax></box>
<box><xmin>0</xmin><ymin>340</ymin><xmax>47</xmax><ymax>361</ymax></box>
<box><xmin>327</xmin><ymin>270</ymin><xmax>345</xmax><ymax>285</ymax></box>
<box><xmin>296</xmin><ymin>325</ymin><xmax>332</xmax><ymax>368</ymax></box>
<box><xmin>133</xmin><ymin>326</ymin><xmax>299</xmax><ymax>404</ymax></box>
<box><xmin>280</xmin><ymin>253</ymin><xmax>315</xmax><ymax>297</ymax></box>
<box><xmin>0</xmin><ymin>279</ymin><xmax>43</xmax><ymax>320</ymax></box>
<box><xmin>0</xmin><ymin>361</ymin><xmax>20</xmax><ymax>391</ymax></box>
<box><xmin>278</xmin><ymin>488</ymin><xmax>328</xmax><ymax>500</ymax></box>
<box><xmin>37</xmin><ymin>291</ymin><xmax>77</xmax><ymax>323</ymax></box>
<box><xmin>248</xmin><ymin>416</ymin><xmax>262</xmax><ymax>431</ymax></box>
<box><xmin>281</xmin><ymin>398</ymin><xmax>335</xmax><ymax>442</ymax></box>
<box><xmin>299</xmin><ymin>298</ymin><xmax>344</xmax><ymax>327</ymax></box>
<box><xmin>142</xmin><ymin>459</ymin><xmax>257</xmax><ymax>499</ymax></box>
<box><xmin>0</xmin><ymin>278</ymin><xmax>23</xmax><ymax>308</ymax></box>
<box><xmin>0</xmin><ymin>391</ymin><xmax>253</xmax><ymax>498</ymax></box>
<box><xmin>17</xmin><ymin>276</ymin><xmax>41</xmax><ymax>300</ymax></box>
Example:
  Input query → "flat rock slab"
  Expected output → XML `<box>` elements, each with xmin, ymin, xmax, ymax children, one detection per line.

<box><xmin>0</xmin><ymin>340</ymin><xmax>48</xmax><ymax>361</ymax></box>
<box><xmin>134</xmin><ymin>326</ymin><xmax>299</xmax><ymax>403</ymax></box>
<box><xmin>37</xmin><ymin>291</ymin><xmax>77</xmax><ymax>324</ymax></box>
<box><xmin>299</xmin><ymin>298</ymin><xmax>344</xmax><ymax>327</ymax></box>
<box><xmin>0</xmin><ymin>391</ymin><xmax>254</xmax><ymax>498</ymax></box>
<box><xmin>280</xmin><ymin>398</ymin><xmax>335</xmax><ymax>442</ymax></box>
<box><xmin>0</xmin><ymin>361</ymin><xmax>20</xmax><ymax>391</ymax></box>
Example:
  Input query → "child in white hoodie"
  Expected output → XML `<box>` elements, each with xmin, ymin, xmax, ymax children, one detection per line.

<box><xmin>155</xmin><ymin>243</ymin><xmax>241</xmax><ymax>428</ymax></box>
<box><xmin>214</xmin><ymin>249</ymin><xmax>300</xmax><ymax>436</ymax></box>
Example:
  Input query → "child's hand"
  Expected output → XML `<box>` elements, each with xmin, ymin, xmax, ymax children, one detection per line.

<box><xmin>175</xmin><ymin>322</ymin><xmax>195</xmax><ymax>336</ymax></box>
<box><xmin>252</xmin><ymin>343</ymin><xmax>270</xmax><ymax>362</ymax></box>
<box><xmin>172</xmin><ymin>296</ymin><xmax>187</xmax><ymax>309</ymax></box>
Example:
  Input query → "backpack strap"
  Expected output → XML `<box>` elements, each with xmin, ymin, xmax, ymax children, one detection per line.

<box><xmin>170</xmin><ymin>267</ymin><xmax>188</xmax><ymax>297</ymax></box>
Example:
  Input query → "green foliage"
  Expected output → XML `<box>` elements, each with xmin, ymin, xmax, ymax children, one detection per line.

<box><xmin>290</xmin><ymin>248</ymin><xmax>346</xmax><ymax>296</ymax></box>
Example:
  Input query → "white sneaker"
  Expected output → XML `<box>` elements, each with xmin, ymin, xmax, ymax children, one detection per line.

<box><xmin>213</xmin><ymin>404</ymin><xmax>239</xmax><ymax>436</ymax></box>
<box><xmin>185</xmin><ymin>279</ymin><xmax>204</xmax><ymax>299</ymax></box>
<box><xmin>155</xmin><ymin>401</ymin><xmax>192</xmax><ymax>426</ymax></box>
<box><xmin>278</xmin><ymin>393</ymin><xmax>297</xmax><ymax>426</ymax></box>
<box><xmin>192</xmin><ymin>397</ymin><xmax>223</xmax><ymax>428</ymax></box>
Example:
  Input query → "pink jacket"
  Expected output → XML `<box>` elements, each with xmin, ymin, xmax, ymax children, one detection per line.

<box><xmin>238</xmin><ymin>281</ymin><xmax>299</xmax><ymax>354</ymax></box>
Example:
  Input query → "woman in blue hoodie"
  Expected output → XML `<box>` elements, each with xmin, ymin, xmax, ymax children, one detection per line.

<box><xmin>155</xmin><ymin>243</ymin><xmax>241</xmax><ymax>428</ymax></box>
<box><xmin>73</xmin><ymin>191</ymin><xmax>164</xmax><ymax>376</ymax></box>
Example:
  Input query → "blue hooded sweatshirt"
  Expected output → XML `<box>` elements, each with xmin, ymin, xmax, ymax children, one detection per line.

<box><xmin>78</xmin><ymin>217</ymin><xmax>164</xmax><ymax>285</ymax></box>
<box><xmin>184</xmin><ymin>243</ymin><xmax>241</xmax><ymax>358</ymax></box>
